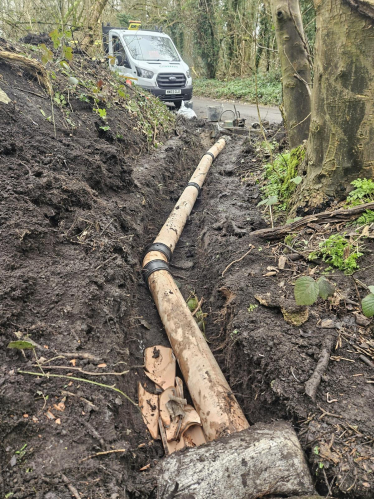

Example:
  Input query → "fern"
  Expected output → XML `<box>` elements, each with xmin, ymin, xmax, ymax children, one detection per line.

<box><xmin>347</xmin><ymin>178</ymin><xmax>374</xmax><ymax>206</ymax></box>
<box><xmin>355</xmin><ymin>210</ymin><xmax>374</xmax><ymax>226</ymax></box>
<box><xmin>309</xmin><ymin>233</ymin><xmax>363</xmax><ymax>274</ymax></box>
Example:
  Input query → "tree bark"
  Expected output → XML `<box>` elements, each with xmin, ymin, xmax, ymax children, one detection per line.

<box><xmin>294</xmin><ymin>0</ymin><xmax>374</xmax><ymax>211</ymax></box>
<box><xmin>270</xmin><ymin>0</ymin><xmax>311</xmax><ymax>148</ymax></box>
<box><xmin>81</xmin><ymin>0</ymin><xmax>108</xmax><ymax>51</ymax></box>
<box><xmin>155</xmin><ymin>421</ymin><xmax>315</xmax><ymax>499</ymax></box>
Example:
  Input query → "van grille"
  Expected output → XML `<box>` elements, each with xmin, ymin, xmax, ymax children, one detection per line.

<box><xmin>157</xmin><ymin>73</ymin><xmax>186</xmax><ymax>88</ymax></box>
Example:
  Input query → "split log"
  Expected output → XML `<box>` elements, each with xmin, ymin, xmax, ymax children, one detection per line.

<box><xmin>156</xmin><ymin>421</ymin><xmax>315</xmax><ymax>499</ymax></box>
<box><xmin>0</xmin><ymin>50</ymin><xmax>52</xmax><ymax>95</ymax></box>
<box><xmin>251</xmin><ymin>200</ymin><xmax>374</xmax><ymax>240</ymax></box>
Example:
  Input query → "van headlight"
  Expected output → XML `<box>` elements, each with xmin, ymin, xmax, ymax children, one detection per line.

<box><xmin>136</xmin><ymin>67</ymin><xmax>154</xmax><ymax>79</ymax></box>
<box><xmin>186</xmin><ymin>68</ymin><xmax>191</xmax><ymax>78</ymax></box>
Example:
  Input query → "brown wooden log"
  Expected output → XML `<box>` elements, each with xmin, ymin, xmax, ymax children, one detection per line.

<box><xmin>155</xmin><ymin>421</ymin><xmax>316</xmax><ymax>499</ymax></box>
<box><xmin>251</xmin><ymin>201</ymin><xmax>374</xmax><ymax>240</ymax></box>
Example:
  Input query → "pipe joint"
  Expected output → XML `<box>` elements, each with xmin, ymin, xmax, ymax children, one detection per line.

<box><xmin>202</xmin><ymin>151</ymin><xmax>215</xmax><ymax>161</ymax></box>
<box><xmin>143</xmin><ymin>242</ymin><xmax>172</xmax><ymax>262</ymax></box>
<box><xmin>142</xmin><ymin>259</ymin><xmax>170</xmax><ymax>288</ymax></box>
<box><xmin>187</xmin><ymin>182</ymin><xmax>202</xmax><ymax>196</ymax></box>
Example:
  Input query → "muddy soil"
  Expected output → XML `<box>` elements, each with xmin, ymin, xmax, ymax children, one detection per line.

<box><xmin>1</xmin><ymin>42</ymin><xmax>374</xmax><ymax>499</ymax></box>
<box><xmin>172</xmin><ymin>135</ymin><xmax>374</xmax><ymax>498</ymax></box>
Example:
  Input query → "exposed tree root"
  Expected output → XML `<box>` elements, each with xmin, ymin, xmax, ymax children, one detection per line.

<box><xmin>0</xmin><ymin>50</ymin><xmax>52</xmax><ymax>95</ymax></box>
<box><xmin>305</xmin><ymin>334</ymin><xmax>334</xmax><ymax>402</ymax></box>
<box><xmin>252</xmin><ymin>200</ymin><xmax>374</xmax><ymax>240</ymax></box>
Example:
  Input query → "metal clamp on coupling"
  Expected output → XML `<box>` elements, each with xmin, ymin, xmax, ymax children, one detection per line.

<box><xmin>142</xmin><ymin>242</ymin><xmax>172</xmax><ymax>262</ymax></box>
<box><xmin>187</xmin><ymin>182</ymin><xmax>202</xmax><ymax>196</ymax></box>
<box><xmin>142</xmin><ymin>259</ymin><xmax>170</xmax><ymax>288</ymax></box>
<box><xmin>202</xmin><ymin>151</ymin><xmax>215</xmax><ymax>161</ymax></box>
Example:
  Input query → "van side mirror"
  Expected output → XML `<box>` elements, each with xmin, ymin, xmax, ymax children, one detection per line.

<box><xmin>115</xmin><ymin>55</ymin><xmax>123</xmax><ymax>66</ymax></box>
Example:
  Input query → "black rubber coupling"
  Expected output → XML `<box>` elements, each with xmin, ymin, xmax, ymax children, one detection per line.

<box><xmin>202</xmin><ymin>151</ymin><xmax>215</xmax><ymax>161</ymax></box>
<box><xmin>142</xmin><ymin>259</ymin><xmax>170</xmax><ymax>288</ymax></box>
<box><xmin>187</xmin><ymin>182</ymin><xmax>202</xmax><ymax>195</ymax></box>
<box><xmin>142</xmin><ymin>242</ymin><xmax>172</xmax><ymax>262</ymax></box>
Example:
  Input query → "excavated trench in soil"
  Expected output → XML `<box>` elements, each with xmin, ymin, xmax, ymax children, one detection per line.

<box><xmin>136</xmin><ymin>133</ymin><xmax>374</xmax><ymax>499</ymax></box>
<box><xmin>1</xmin><ymin>69</ymin><xmax>373</xmax><ymax>498</ymax></box>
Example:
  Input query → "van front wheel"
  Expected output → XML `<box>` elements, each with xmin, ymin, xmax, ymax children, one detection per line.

<box><xmin>173</xmin><ymin>100</ymin><xmax>182</xmax><ymax>109</ymax></box>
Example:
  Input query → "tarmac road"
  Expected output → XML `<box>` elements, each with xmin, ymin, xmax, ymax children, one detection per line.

<box><xmin>191</xmin><ymin>95</ymin><xmax>282</xmax><ymax>125</ymax></box>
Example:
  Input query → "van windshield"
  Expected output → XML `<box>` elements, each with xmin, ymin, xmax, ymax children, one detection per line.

<box><xmin>123</xmin><ymin>34</ymin><xmax>180</xmax><ymax>62</ymax></box>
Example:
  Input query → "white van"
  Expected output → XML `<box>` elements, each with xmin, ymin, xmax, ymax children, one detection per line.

<box><xmin>102</xmin><ymin>24</ymin><xmax>193</xmax><ymax>108</ymax></box>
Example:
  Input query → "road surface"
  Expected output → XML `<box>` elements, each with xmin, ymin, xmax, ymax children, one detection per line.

<box><xmin>192</xmin><ymin>96</ymin><xmax>282</xmax><ymax>125</ymax></box>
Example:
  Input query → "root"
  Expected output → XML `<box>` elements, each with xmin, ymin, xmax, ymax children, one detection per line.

<box><xmin>0</xmin><ymin>50</ymin><xmax>53</xmax><ymax>95</ymax></box>
<box><xmin>305</xmin><ymin>334</ymin><xmax>334</xmax><ymax>402</ymax></box>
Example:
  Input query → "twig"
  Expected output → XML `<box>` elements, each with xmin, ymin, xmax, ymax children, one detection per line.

<box><xmin>305</xmin><ymin>334</ymin><xmax>334</xmax><ymax>402</ymax></box>
<box><xmin>280</xmin><ymin>242</ymin><xmax>308</xmax><ymax>259</ymax></box>
<box><xmin>61</xmin><ymin>390</ymin><xmax>99</xmax><ymax>410</ymax></box>
<box><xmin>61</xmin><ymin>474</ymin><xmax>81</xmax><ymax>499</ymax></box>
<box><xmin>359</xmin><ymin>355</ymin><xmax>374</xmax><ymax>369</ymax></box>
<box><xmin>32</xmin><ymin>365</ymin><xmax>129</xmax><ymax>376</ymax></box>
<box><xmin>318</xmin><ymin>405</ymin><xmax>343</xmax><ymax>420</ymax></box>
<box><xmin>192</xmin><ymin>297</ymin><xmax>204</xmax><ymax>317</ymax></box>
<box><xmin>99</xmin><ymin>218</ymin><xmax>114</xmax><ymax>237</ymax></box>
<box><xmin>56</xmin><ymin>352</ymin><xmax>102</xmax><ymax>362</ymax></box>
<box><xmin>12</xmin><ymin>85</ymin><xmax>47</xmax><ymax>99</ymax></box>
<box><xmin>95</xmin><ymin>254</ymin><xmax>117</xmax><ymax>271</ymax></box>
<box><xmin>80</xmin><ymin>448</ymin><xmax>128</xmax><ymax>462</ymax></box>
<box><xmin>251</xmin><ymin>200</ymin><xmax>374</xmax><ymax>239</ymax></box>
<box><xmin>222</xmin><ymin>245</ymin><xmax>253</xmax><ymax>277</ymax></box>
<box><xmin>18</xmin><ymin>371</ymin><xmax>138</xmax><ymax>407</ymax></box>
<box><xmin>290</xmin><ymin>111</ymin><xmax>311</xmax><ymax>129</ymax></box>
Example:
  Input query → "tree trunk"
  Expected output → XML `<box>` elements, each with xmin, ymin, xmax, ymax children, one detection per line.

<box><xmin>270</xmin><ymin>0</ymin><xmax>311</xmax><ymax>148</ymax></box>
<box><xmin>155</xmin><ymin>421</ymin><xmax>315</xmax><ymax>499</ymax></box>
<box><xmin>295</xmin><ymin>0</ymin><xmax>374</xmax><ymax>211</ymax></box>
<box><xmin>81</xmin><ymin>0</ymin><xmax>108</xmax><ymax>51</ymax></box>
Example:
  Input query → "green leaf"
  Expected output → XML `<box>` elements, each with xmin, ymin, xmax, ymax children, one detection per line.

<box><xmin>187</xmin><ymin>296</ymin><xmax>198</xmax><ymax>312</ymax></box>
<box><xmin>317</xmin><ymin>277</ymin><xmax>335</xmax><ymax>300</ymax></box>
<box><xmin>49</xmin><ymin>29</ymin><xmax>61</xmax><ymax>49</ymax></box>
<box><xmin>7</xmin><ymin>340</ymin><xmax>36</xmax><ymax>350</ymax></box>
<box><xmin>39</xmin><ymin>43</ymin><xmax>53</xmax><ymax>64</ymax></box>
<box><xmin>362</xmin><ymin>293</ymin><xmax>374</xmax><ymax>318</ymax></box>
<box><xmin>290</xmin><ymin>176</ymin><xmax>303</xmax><ymax>185</ymax></box>
<box><xmin>368</xmin><ymin>285</ymin><xmax>374</xmax><ymax>294</ymax></box>
<box><xmin>63</xmin><ymin>45</ymin><xmax>73</xmax><ymax>61</ymax></box>
<box><xmin>294</xmin><ymin>276</ymin><xmax>319</xmax><ymax>306</ymax></box>
<box><xmin>257</xmin><ymin>195</ymin><xmax>278</xmax><ymax>207</ymax></box>
<box><xmin>68</xmin><ymin>76</ymin><xmax>79</xmax><ymax>86</ymax></box>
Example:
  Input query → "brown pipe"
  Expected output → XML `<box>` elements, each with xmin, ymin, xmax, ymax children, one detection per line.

<box><xmin>142</xmin><ymin>139</ymin><xmax>249</xmax><ymax>441</ymax></box>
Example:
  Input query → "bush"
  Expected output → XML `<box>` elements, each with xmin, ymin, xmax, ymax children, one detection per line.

<box><xmin>261</xmin><ymin>146</ymin><xmax>305</xmax><ymax>211</ymax></box>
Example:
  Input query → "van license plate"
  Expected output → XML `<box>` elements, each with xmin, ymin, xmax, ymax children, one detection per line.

<box><xmin>166</xmin><ymin>89</ymin><xmax>181</xmax><ymax>94</ymax></box>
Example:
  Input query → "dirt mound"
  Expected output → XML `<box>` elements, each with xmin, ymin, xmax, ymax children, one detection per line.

<box><xmin>0</xmin><ymin>41</ymin><xmax>205</xmax><ymax>499</ymax></box>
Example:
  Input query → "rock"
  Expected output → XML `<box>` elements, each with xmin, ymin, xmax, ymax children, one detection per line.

<box><xmin>354</xmin><ymin>313</ymin><xmax>371</xmax><ymax>327</ymax></box>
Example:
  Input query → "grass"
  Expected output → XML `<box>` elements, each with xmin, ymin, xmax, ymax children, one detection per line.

<box><xmin>193</xmin><ymin>73</ymin><xmax>282</xmax><ymax>106</ymax></box>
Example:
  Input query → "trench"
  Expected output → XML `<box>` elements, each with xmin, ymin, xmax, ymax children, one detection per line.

<box><xmin>117</xmin><ymin>129</ymin><xmax>303</xmax><ymax>496</ymax></box>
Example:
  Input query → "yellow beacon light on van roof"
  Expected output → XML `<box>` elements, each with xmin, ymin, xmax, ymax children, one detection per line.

<box><xmin>128</xmin><ymin>20</ymin><xmax>141</xmax><ymax>30</ymax></box>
